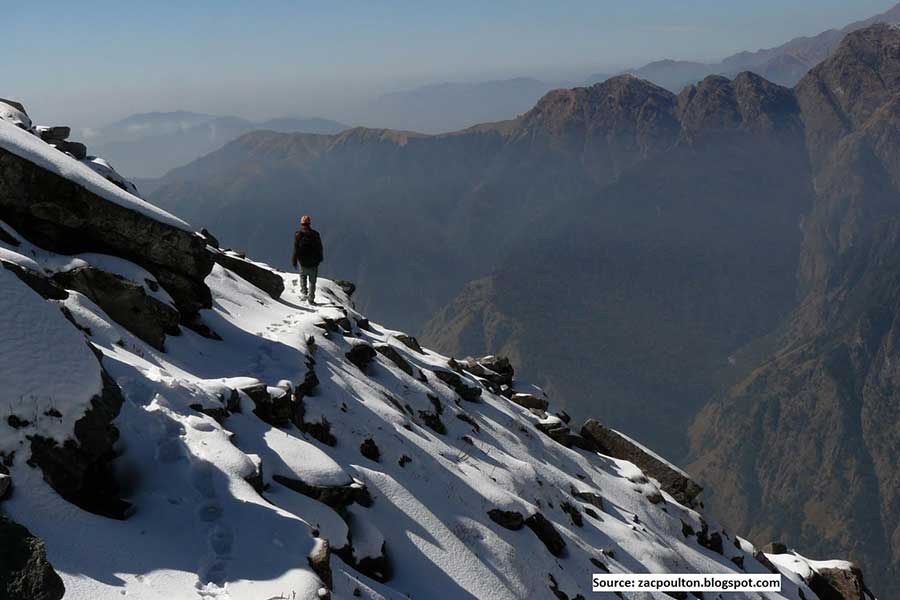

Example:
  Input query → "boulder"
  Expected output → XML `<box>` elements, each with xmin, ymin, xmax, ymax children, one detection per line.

<box><xmin>525</xmin><ymin>512</ymin><xmax>566</xmax><ymax>557</ymax></box>
<box><xmin>240</xmin><ymin>383</ymin><xmax>293</xmax><ymax>427</ymax></box>
<box><xmin>28</xmin><ymin>367</ymin><xmax>130</xmax><ymax>519</ymax></box>
<box><xmin>273</xmin><ymin>475</ymin><xmax>364</xmax><ymax>510</ymax></box>
<box><xmin>432</xmin><ymin>369</ymin><xmax>482</xmax><ymax>402</ymax></box>
<box><xmin>510</xmin><ymin>393</ymin><xmax>549</xmax><ymax>411</ymax></box>
<box><xmin>476</xmin><ymin>355</ymin><xmax>514</xmax><ymax>386</ymax></box>
<box><xmin>808</xmin><ymin>565</ymin><xmax>870</xmax><ymax>600</ymax></box>
<box><xmin>53</xmin><ymin>266</ymin><xmax>180</xmax><ymax>351</ymax></box>
<box><xmin>487</xmin><ymin>509</ymin><xmax>524</xmax><ymax>530</ymax></box>
<box><xmin>572</xmin><ymin>490</ymin><xmax>605</xmax><ymax>512</ymax></box>
<box><xmin>0</xmin><ymin>516</ymin><xmax>65</xmax><ymax>600</ymax></box>
<box><xmin>49</xmin><ymin>140</ymin><xmax>87</xmax><ymax>160</ymax></box>
<box><xmin>761</xmin><ymin>541</ymin><xmax>788</xmax><ymax>555</ymax></box>
<box><xmin>212</xmin><ymin>250</ymin><xmax>284</xmax><ymax>299</ymax></box>
<box><xmin>334</xmin><ymin>279</ymin><xmax>356</xmax><ymax>297</ymax></box>
<box><xmin>0</xmin><ymin>145</ymin><xmax>214</xmax><ymax>318</ymax></box>
<box><xmin>0</xmin><ymin>99</ymin><xmax>32</xmax><ymax>130</ymax></box>
<box><xmin>359</xmin><ymin>438</ymin><xmax>380</xmax><ymax>462</ymax></box>
<box><xmin>393</xmin><ymin>334</ymin><xmax>424</xmax><ymax>354</ymax></box>
<box><xmin>417</xmin><ymin>410</ymin><xmax>446</xmax><ymax>435</ymax></box>
<box><xmin>346</xmin><ymin>342</ymin><xmax>377</xmax><ymax>372</ymax></box>
<box><xmin>581</xmin><ymin>419</ymin><xmax>703</xmax><ymax>506</ymax></box>
<box><xmin>374</xmin><ymin>344</ymin><xmax>414</xmax><ymax>377</ymax></box>
<box><xmin>1</xmin><ymin>260</ymin><xmax>68</xmax><ymax>300</ymax></box>
<box><xmin>35</xmin><ymin>126</ymin><xmax>70</xmax><ymax>142</ymax></box>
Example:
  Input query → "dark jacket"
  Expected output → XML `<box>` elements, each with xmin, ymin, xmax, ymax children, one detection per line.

<box><xmin>292</xmin><ymin>227</ymin><xmax>324</xmax><ymax>268</ymax></box>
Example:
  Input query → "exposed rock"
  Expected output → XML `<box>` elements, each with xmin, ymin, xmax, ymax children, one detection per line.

<box><xmin>525</xmin><ymin>512</ymin><xmax>566</xmax><ymax>557</ymax></box>
<box><xmin>572</xmin><ymin>490</ymin><xmax>605</xmax><ymax>512</ymax></box>
<box><xmin>53</xmin><ymin>265</ymin><xmax>180</xmax><ymax>351</ymax></box>
<box><xmin>393</xmin><ymin>334</ymin><xmax>424</xmax><ymax>354</ymax></box>
<box><xmin>1</xmin><ymin>260</ymin><xmax>68</xmax><ymax>300</ymax></box>
<box><xmin>475</xmin><ymin>355</ymin><xmax>514</xmax><ymax>386</ymax></box>
<box><xmin>28</xmin><ymin>367</ymin><xmax>129</xmax><ymax>519</ymax></box>
<box><xmin>0</xmin><ymin>516</ymin><xmax>65</xmax><ymax>600</ymax></box>
<box><xmin>761</xmin><ymin>542</ymin><xmax>788</xmax><ymax>555</ymax></box>
<box><xmin>359</xmin><ymin>438</ymin><xmax>380</xmax><ymax>462</ymax></box>
<box><xmin>273</xmin><ymin>474</ymin><xmax>363</xmax><ymax>510</ymax></box>
<box><xmin>417</xmin><ymin>410</ymin><xmax>446</xmax><ymax>435</ymax></box>
<box><xmin>561</xmin><ymin>501</ymin><xmax>583</xmax><ymax>527</ymax></box>
<box><xmin>487</xmin><ymin>509</ymin><xmax>524</xmax><ymax>530</ymax></box>
<box><xmin>212</xmin><ymin>250</ymin><xmax>284</xmax><ymax>298</ymax></box>
<box><xmin>0</xmin><ymin>99</ymin><xmax>32</xmax><ymax>130</ymax></box>
<box><xmin>581</xmin><ymin>419</ymin><xmax>702</xmax><ymax>506</ymax></box>
<box><xmin>345</xmin><ymin>342</ymin><xmax>377</xmax><ymax>372</ymax></box>
<box><xmin>0</xmin><ymin>145</ymin><xmax>213</xmax><ymax>318</ymax></box>
<box><xmin>432</xmin><ymin>369</ymin><xmax>482</xmax><ymax>402</ymax></box>
<box><xmin>240</xmin><ymin>383</ymin><xmax>292</xmax><ymax>427</ymax></box>
<box><xmin>334</xmin><ymin>279</ymin><xmax>356</xmax><ymax>297</ymax></box>
<box><xmin>50</xmin><ymin>140</ymin><xmax>86</xmax><ymax>160</ymax></box>
<box><xmin>307</xmin><ymin>537</ymin><xmax>333</xmax><ymax>591</ymax></box>
<box><xmin>398</xmin><ymin>455</ymin><xmax>411</xmax><ymax>468</ymax></box>
<box><xmin>374</xmin><ymin>343</ymin><xmax>414</xmax><ymax>377</ymax></box>
<box><xmin>35</xmin><ymin>126</ymin><xmax>70</xmax><ymax>142</ymax></box>
<box><xmin>510</xmin><ymin>392</ymin><xmax>549</xmax><ymax>411</ymax></box>
<box><xmin>199</xmin><ymin>228</ymin><xmax>219</xmax><ymax>248</ymax></box>
<box><xmin>808</xmin><ymin>565</ymin><xmax>870</xmax><ymax>600</ymax></box>
<box><xmin>456</xmin><ymin>412</ymin><xmax>480</xmax><ymax>432</ymax></box>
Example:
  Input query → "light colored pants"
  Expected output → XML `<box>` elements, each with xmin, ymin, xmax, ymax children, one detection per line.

<box><xmin>299</xmin><ymin>265</ymin><xmax>318</xmax><ymax>301</ymax></box>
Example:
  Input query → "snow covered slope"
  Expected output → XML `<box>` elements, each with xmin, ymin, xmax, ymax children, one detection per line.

<box><xmin>0</xmin><ymin>104</ymin><xmax>877</xmax><ymax>600</ymax></box>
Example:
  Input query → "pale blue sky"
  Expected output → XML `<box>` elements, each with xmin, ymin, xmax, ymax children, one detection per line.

<box><xmin>4</xmin><ymin>1</ymin><xmax>896</xmax><ymax>125</ymax></box>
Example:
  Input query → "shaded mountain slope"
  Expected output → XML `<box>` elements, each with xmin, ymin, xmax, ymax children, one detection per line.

<box><xmin>688</xmin><ymin>25</ymin><xmax>900</xmax><ymax>594</ymax></box>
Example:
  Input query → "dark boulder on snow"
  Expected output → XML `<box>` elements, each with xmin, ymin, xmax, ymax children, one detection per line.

<box><xmin>393</xmin><ymin>334</ymin><xmax>424</xmax><ymax>354</ymax></box>
<box><xmin>432</xmin><ymin>369</ymin><xmax>482</xmax><ymax>402</ymax></box>
<box><xmin>0</xmin><ymin>516</ymin><xmax>65</xmax><ymax>600</ymax></box>
<box><xmin>240</xmin><ymin>383</ymin><xmax>293</xmax><ymax>427</ymax></box>
<box><xmin>359</xmin><ymin>438</ymin><xmax>381</xmax><ymax>462</ymax></box>
<box><xmin>581</xmin><ymin>419</ymin><xmax>702</xmax><ymax>506</ymax></box>
<box><xmin>1</xmin><ymin>260</ymin><xmax>68</xmax><ymax>300</ymax></box>
<box><xmin>334</xmin><ymin>279</ymin><xmax>356</xmax><ymax>297</ymax></box>
<box><xmin>273</xmin><ymin>475</ymin><xmax>364</xmax><ymax>511</ymax></box>
<box><xmin>49</xmin><ymin>140</ymin><xmax>86</xmax><ymax>160</ymax></box>
<box><xmin>808</xmin><ymin>564</ymin><xmax>871</xmax><ymax>600</ymax></box>
<box><xmin>28</xmin><ymin>367</ymin><xmax>129</xmax><ymax>520</ymax></box>
<box><xmin>374</xmin><ymin>343</ymin><xmax>414</xmax><ymax>377</ymax></box>
<box><xmin>761</xmin><ymin>541</ymin><xmax>789</xmax><ymax>555</ymax></box>
<box><xmin>53</xmin><ymin>266</ymin><xmax>180</xmax><ymax>351</ymax></box>
<box><xmin>510</xmin><ymin>392</ymin><xmax>548</xmax><ymax>411</ymax></box>
<box><xmin>346</xmin><ymin>341</ymin><xmax>377</xmax><ymax>372</ymax></box>
<box><xmin>488</xmin><ymin>509</ymin><xmax>525</xmax><ymax>530</ymax></box>
<box><xmin>211</xmin><ymin>250</ymin><xmax>284</xmax><ymax>299</ymax></box>
<box><xmin>35</xmin><ymin>126</ymin><xmax>70</xmax><ymax>142</ymax></box>
<box><xmin>0</xmin><ymin>145</ymin><xmax>214</xmax><ymax>317</ymax></box>
<box><xmin>472</xmin><ymin>355</ymin><xmax>514</xmax><ymax>386</ymax></box>
<box><xmin>525</xmin><ymin>512</ymin><xmax>566</xmax><ymax>557</ymax></box>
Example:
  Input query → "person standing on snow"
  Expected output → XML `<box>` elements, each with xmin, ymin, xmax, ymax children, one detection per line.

<box><xmin>291</xmin><ymin>214</ymin><xmax>324</xmax><ymax>304</ymax></box>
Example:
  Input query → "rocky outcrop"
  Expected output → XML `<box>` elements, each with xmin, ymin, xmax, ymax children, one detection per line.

<box><xmin>374</xmin><ymin>344</ymin><xmax>414</xmax><ymax>377</ymax></box>
<box><xmin>0</xmin><ymin>145</ymin><xmax>213</xmax><ymax>318</ymax></box>
<box><xmin>582</xmin><ymin>419</ymin><xmax>702</xmax><ymax>506</ymax></box>
<box><xmin>525</xmin><ymin>512</ymin><xmax>566</xmax><ymax>557</ymax></box>
<box><xmin>808</xmin><ymin>564</ymin><xmax>872</xmax><ymax>600</ymax></box>
<box><xmin>27</xmin><ymin>367</ymin><xmax>129</xmax><ymax>519</ymax></box>
<box><xmin>345</xmin><ymin>342</ymin><xmax>377</xmax><ymax>372</ymax></box>
<box><xmin>432</xmin><ymin>369</ymin><xmax>482</xmax><ymax>402</ymax></box>
<box><xmin>487</xmin><ymin>509</ymin><xmax>524</xmax><ymax>530</ymax></box>
<box><xmin>0</xmin><ymin>516</ymin><xmax>65</xmax><ymax>600</ymax></box>
<box><xmin>53</xmin><ymin>266</ymin><xmax>180</xmax><ymax>351</ymax></box>
<box><xmin>1</xmin><ymin>260</ymin><xmax>68</xmax><ymax>301</ymax></box>
<box><xmin>211</xmin><ymin>250</ymin><xmax>284</xmax><ymax>299</ymax></box>
<box><xmin>273</xmin><ymin>475</ymin><xmax>364</xmax><ymax>511</ymax></box>
<box><xmin>240</xmin><ymin>383</ymin><xmax>293</xmax><ymax>427</ymax></box>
